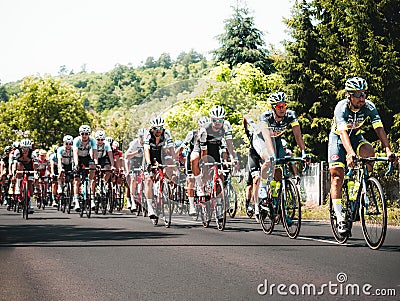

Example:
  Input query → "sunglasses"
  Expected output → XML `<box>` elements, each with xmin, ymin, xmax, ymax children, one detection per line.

<box><xmin>65</xmin><ymin>142</ymin><xmax>73</xmax><ymax>145</ymax></box>
<box><xmin>81</xmin><ymin>133</ymin><xmax>89</xmax><ymax>136</ymax></box>
<box><xmin>139</xmin><ymin>135</ymin><xmax>144</xmax><ymax>138</ymax></box>
<box><xmin>212</xmin><ymin>118</ymin><xmax>224</xmax><ymax>123</ymax></box>
<box><xmin>351</xmin><ymin>92</ymin><xmax>367</xmax><ymax>98</ymax></box>
<box><xmin>152</xmin><ymin>127</ymin><xmax>164</xmax><ymax>131</ymax></box>
<box><xmin>274</xmin><ymin>103</ymin><xmax>287</xmax><ymax>110</ymax></box>
<box><xmin>97</xmin><ymin>139</ymin><xmax>105</xmax><ymax>141</ymax></box>
<box><xmin>22</xmin><ymin>147</ymin><xmax>29</xmax><ymax>151</ymax></box>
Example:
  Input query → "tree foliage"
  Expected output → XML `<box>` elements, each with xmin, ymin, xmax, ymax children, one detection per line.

<box><xmin>0</xmin><ymin>76</ymin><xmax>91</xmax><ymax>149</ymax></box>
<box><xmin>213</xmin><ymin>2</ymin><xmax>274</xmax><ymax>74</ymax></box>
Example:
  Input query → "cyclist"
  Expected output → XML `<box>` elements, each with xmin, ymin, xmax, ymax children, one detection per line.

<box><xmin>57</xmin><ymin>135</ymin><xmax>74</xmax><ymax>202</ymax></box>
<box><xmin>176</xmin><ymin>116</ymin><xmax>210</xmax><ymax>216</ymax></box>
<box><xmin>144</xmin><ymin>115</ymin><xmax>175</xmax><ymax>220</ymax></box>
<box><xmin>191</xmin><ymin>106</ymin><xmax>232</xmax><ymax>222</ymax></box>
<box><xmin>72</xmin><ymin>125</ymin><xmax>98</xmax><ymax>211</ymax></box>
<box><xmin>125</xmin><ymin>128</ymin><xmax>146</xmax><ymax>211</ymax></box>
<box><xmin>12</xmin><ymin>138</ymin><xmax>37</xmax><ymax>214</ymax></box>
<box><xmin>48</xmin><ymin>146</ymin><xmax>59</xmax><ymax>207</ymax></box>
<box><xmin>35</xmin><ymin>149</ymin><xmax>51</xmax><ymax>206</ymax></box>
<box><xmin>328</xmin><ymin>77</ymin><xmax>396</xmax><ymax>234</ymax></box>
<box><xmin>96</xmin><ymin>129</ymin><xmax>115</xmax><ymax>183</ymax></box>
<box><xmin>0</xmin><ymin>146</ymin><xmax>12</xmax><ymax>205</ymax></box>
<box><xmin>258</xmin><ymin>92</ymin><xmax>309</xmax><ymax>218</ymax></box>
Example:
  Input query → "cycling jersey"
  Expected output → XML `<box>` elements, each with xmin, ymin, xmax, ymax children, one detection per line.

<box><xmin>259</xmin><ymin>110</ymin><xmax>299</xmax><ymax>137</ymax></box>
<box><xmin>330</xmin><ymin>98</ymin><xmax>383</xmax><ymax>136</ymax></box>
<box><xmin>126</xmin><ymin>138</ymin><xmax>144</xmax><ymax>169</ymax></box>
<box><xmin>73</xmin><ymin>136</ymin><xmax>97</xmax><ymax>157</ymax></box>
<box><xmin>144</xmin><ymin>129</ymin><xmax>173</xmax><ymax>164</ymax></box>
<box><xmin>36</xmin><ymin>158</ymin><xmax>49</xmax><ymax>177</ymax></box>
<box><xmin>96</xmin><ymin>141</ymin><xmax>112</xmax><ymax>158</ymax></box>
<box><xmin>12</xmin><ymin>149</ymin><xmax>36</xmax><ymax>171</ymax></box>
<box><xmin>57</xmin><ymin>146</ymin><xmax>73</xmax><ymax>167</ymax></box>
<box><xmin>194</xmin><ymin>122</ymin><xmax>227</xmax><ymax>163</ymax></box>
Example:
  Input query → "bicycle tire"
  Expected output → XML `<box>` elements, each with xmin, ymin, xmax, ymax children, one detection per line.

<box><xmin>281</xmin><ymin>179</ymin><xmax>301</xmax><ymax>239</ymax></box>
<box><xmin>360</xmin><ymin>177</ymin><xmax>387</xmax><ymax>250</ymax></box>
<box><xmin>85</xmin><ymin>181</ymin><xmax>91</xmax><ymax>218</ymax></box>
<box><xmin>259</xmin><ymin>198</ymin><xmax>275</xmax><ymax>235</ymax></box>
<box><xmin>215</xmin><ymin>178</ymin><xmax>227</xmax><ymax>231</ymax></box>
<box><xmin>161</xmin><ymin>181</ymin><xmax>172</xmax><ymax>228</ymax></box>
<box><xmin>200</xmin><ymin>200</ymin><xmax>210</xmax><ymax>228</ymax></box>
<box><xmin>329</xmin><ymin>186</ymin><xmax>349</xmax><ymax>244</ymax></box>
<box><xmin>20</xmin><ymin>183</ymin><xmax>27</xmax><ymax>219</ymax></box>
<box><xmin>226</xmin><ymin>183</ymin><xmax>238</xmax><ymax>218</ymax></box>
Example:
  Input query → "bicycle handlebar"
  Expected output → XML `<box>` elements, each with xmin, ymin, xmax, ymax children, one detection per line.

<box><xmin>346</xmin><ymin>156</ymin><xmax>395</xmax><ymax>177</ymax></box>
<box><xmin>275</xmin><ymin>156</ymin><xmax>310</xmax><ymax>173</ymax></box>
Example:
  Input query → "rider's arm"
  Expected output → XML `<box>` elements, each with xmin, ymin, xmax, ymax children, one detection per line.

<box><xmin>107</xmin><ymin>150</ymin><xmax>115</xmax><ymax>168</ymax></box>
<box><xmin>292</xmin><ymin>124</ymin><xmax>306</xmax><ymax>153</ymax></box>
<box><xmin>374</xmin><ymin>127</ymin><xmax>393</xmax><ymax>156</ymax></box>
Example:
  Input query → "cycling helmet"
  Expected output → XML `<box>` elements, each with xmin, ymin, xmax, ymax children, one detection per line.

<box><xmin>63</xmin><ymin>135</ymin><xmax>74</xmax><ymax>144</ymax></box>
<box><xmin>149</xmin><ymin>115</ymin><xmax>165</xmax><ymax>128</ymax></box>
<box><xmin>4</xmin><ymin>146</ymin><xmax>11</xmax><ymax>154</ymax></box>
<box><xmin>209</xmin><ymin>105</ymin><xmax>226</xmax><ymax>119</ymax></box>
<box><xmin>105</xmin><ymin>136</ymin><xmax>114</xmax><ymax>144</ymax></box>
<box><xmin>20</xmin><ymin>138</ymin><xmax>33</xmax><ymax>149</ymax></box>
<box><xmin>112</xmin><ymin>141</ymin><xmax>119</xmax><ymax>148</ymax></box>
<box><xmin>345</xmin><ymin>77</ymin><xmax>368</xmax><ymax>92</ymax></box>
<box><xmin>137</xmin><ymin>128</ymin><xmax>147</xmax><ymax>137</ymax></box>
<box><xmin>174</xmin><ymin>140</ymin><xmax>183</xmax><ymax>147</ymax></box>
<box><xmin>198</xmin><ymin>116</ymin><xmax>210</xmax><ymax>127</ymax></box>
<box><xmin>95</xmin><ymin>130</ymin><xmax>106</xmax><ymax>140</ymax></box>
<box><xmin>268</xmin><ymin>92</ymin><xmax>286</xmax><ymax>106</ymax></box>
<box><xmin>12</xmin><ymin>141</ymin><xmax>20</xmax><ymax>149</ymax></box>
<box><xmin>79</xmin><ymin>124</ymin><xmax>91</xmax><ymax>134</ymax></box>
<box><xmin>281</xmin><ymin>139</ymin><xmax>288</xmax><ymax>148</ymax></box>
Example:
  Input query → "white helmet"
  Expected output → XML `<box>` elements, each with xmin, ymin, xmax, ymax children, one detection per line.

<box><xmin>12</xmin><ymin>141</ymin><xmax>20</xmax><ymax>149</ymax></box>
<box><xmin>268</xmin><ymin>92</ymin><xmax>286</xmax><ymax>106</ymax></box>
<box><xmin>20</xmin><ymin>138</ymin><xmax>33</xmax><ymax>149</ymax></box>
<box><xmin>198</xmin><ymin>116</ymin><xmax>210</xmax><ymax>127</ymax></box>
<box><xmin>95</xmin><ymin>130</ymin><xmax>106</xmax><ymax>140</ymax></box>
<box><xmin>209</xmin><ymin>105</ymin><xmax>226</xmax><ymax>119</ymax></box>
<box><xmin>112</xmin><ymin>141</ymin><xmax>119</xmax><ymax>148</ymax></box>
<box><xmin>79</xmin><ymin>124</ymin><xmax>91</xmax><ymax>134</ymax></box>
<box><xmin>149</xmin><ymin>115</ymin><xmax>165</xmax><ymax>128</ymax></box>
<box><xmin>63</xmin><ymin>135</ymin><xmax>74</xmax><ymax>144</ymax></box>
<box><xmin>137</xmin><ymin>128</ymin><xmax>146</xmax><ymax>137</ymax></box>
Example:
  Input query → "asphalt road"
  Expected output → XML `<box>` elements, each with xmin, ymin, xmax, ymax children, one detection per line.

<box><xmin>0</xmin><ymin>205</ymin><xmax>399</xmax><ymax>301</ymax></box>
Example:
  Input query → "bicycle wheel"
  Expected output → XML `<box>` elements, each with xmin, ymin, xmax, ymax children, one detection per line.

<box><xmin>161</xmin><ymin>181</ymin><xmax>172</xmax><ymax>228</ymax></box>
<box><xmin>360</xmin><ymin>177</ymin><xmax>387</xmax><ymax>250</ymax></box>
<box><xmin>225</xmin><ymin>183</ymin><xmax>237</xmax><ymax>218</ymax></box>
<box><xmin>21</xmin><ymin>183</ymin><xmax>29</xmax><ymax>220</ymax></box>
<box><xmin>259</xmin><ymin>198</ymin><xmax>275</xmax><ymax>235</ymax></box>
<box><xmin>329</xmin><ymin>187</ymin><xmax>349</xmax><ymax>244</ymax></box>
<box><xmin>200</xmin><ymin>199</ymin><xmax>211</xmax><ymax>227</ymax></box>
<box><xmin>281</xmin><ymin>179</ymin><xmax>301</xmax><ymax>239</ymax></box>
<box><xmin>215</xmin><ymin>178</ymin><xmax>227</xmax><ymax>231</ymax></box>
<box><xmin>85</xmin><ymin>181</ymin><xmax>91</xmax><ymax>218</ymax></box>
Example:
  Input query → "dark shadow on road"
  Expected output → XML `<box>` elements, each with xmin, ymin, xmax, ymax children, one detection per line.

<box><xmin>0</xmin><ymin>224</ymin><xmax>182</xmax><ymax>245</ymax></box>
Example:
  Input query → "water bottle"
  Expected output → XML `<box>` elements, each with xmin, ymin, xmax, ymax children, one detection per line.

<box><xmin>347</xmin><ymin>180</ymin><xmax>359</xmax><ymax>201</ymax></box>
<box><xmin>258</xmin><ymin>183</ymin><xmax>268</xmax><ymax>199</ymax></box>
<box><xmin>270</xmin><ymin>180</ymin><xmax>281</xmax><ymax>198</ymax></box>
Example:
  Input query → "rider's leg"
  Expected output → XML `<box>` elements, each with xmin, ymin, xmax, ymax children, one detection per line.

<box><xmin>144</xmin><ymin>175</ymin><xmax>155</xmax><ymax>217</ymax></box>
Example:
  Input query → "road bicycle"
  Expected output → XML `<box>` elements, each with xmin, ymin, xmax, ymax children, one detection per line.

<box><xmin>329</xmin><ymin>156</ymin><xmax>394</xmax><ymax>250</ymax></box>
<box><xmin>35</xmin><ymin>174</ymin><xmax>51</xmax><ymax>210</ymax></box>
<box><xmin>172</xmin><ymin>164</ymin><xmax>188</xmax><ymax>215</ymax></box>
<box><xmin>110</xmin><ymin>170</ymin><xmax>125</xmax><ymax>213</ymax></box>
<box><xmin>130</xmin><ymin>168</ymin><xmax>147</xmax><ymax>216</ymax></box>
<box><xmin>94</xmin><ymin>168</ymin><xmax>114</xmax><ymax>215</ymax></box>
<box><xmin>15</xmin><ymin>170</ymin><xmax>36</xmax><ymax>220</ymax></box>
<box><xmin>59</xmin><ymin>170</ymin><xmax>74</xmax><ymax>214</ymax></box>
<box><xmin>149</xmin><ymin>164</ymin><xmax>176</xmax><ymax>227</ymax></box>
<box><xmin>223</xmin><ymin>162</ymin><xmax>241</xmax><ymax>218</ymax></box>
<box><xmin>196</xmin><ymin>161</ymin><xmax>228</xmax><ymax>231</ymax></box>
<box><xmin>77</xmin><ymin>167</ymin><xmax>93</xmax><ymax>218</ymax></box>
<box><xmin>258</xmin><ymin>156</ymin><xmax>309</xmax><ymax>239</ymax></box>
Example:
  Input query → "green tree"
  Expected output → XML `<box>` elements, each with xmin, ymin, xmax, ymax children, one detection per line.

<box><xmin>213</xmin><ymin>2</ymin><xmax>274</xmax><ymax>74</ymax></box>
<box><xmin>0</xmin><ymin>76</ymin><xmax>91</xmax><ymax>149</ymax></box>
<box><xmin>158</xmin><ymin>53</ymin><xmax>172</xmax><ymax>69</ymax></box>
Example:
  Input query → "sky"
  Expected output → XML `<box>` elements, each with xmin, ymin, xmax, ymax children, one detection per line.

<box><xmin>0</xmin><ymin>0</ymin><xmax>294</xmax><ymax>83</ymax></box>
